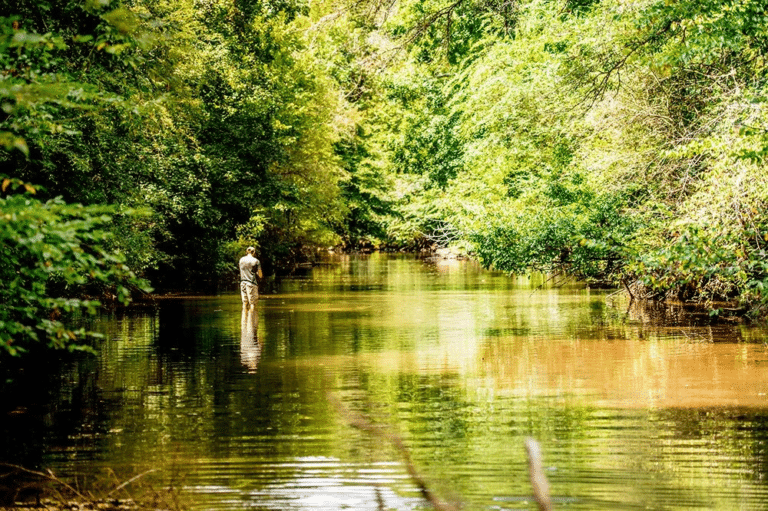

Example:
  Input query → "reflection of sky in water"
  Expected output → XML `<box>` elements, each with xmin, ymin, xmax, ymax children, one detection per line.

<box><xmin>17</xmin><ymin>253</ymin><xmax>768</xmax><ymax>511</ymax></box>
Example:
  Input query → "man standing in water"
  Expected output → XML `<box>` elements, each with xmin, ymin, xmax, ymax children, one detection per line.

<box><xmin>239</xmin><ymin>246</ymin><xmax>263</xmax><ymax>310</ymax></box>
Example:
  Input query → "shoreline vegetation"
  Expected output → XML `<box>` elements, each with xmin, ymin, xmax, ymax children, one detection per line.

<box><xmin>73</xmin><ymin>246</ymin><xmax>744</xmax><ymax>335</ymax></box>
<box><xmin>0</xmin><ymin>464</ymin><xmax>183</xmax><ymax>511</ymax></box>
<box><xmin>128</xmin><ymin>246</ymin><xmax>748</xmax><ymax>325</ymax></box>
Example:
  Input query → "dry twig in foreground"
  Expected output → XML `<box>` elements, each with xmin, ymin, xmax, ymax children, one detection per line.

<box><xmin>525</xmin><ymin>437</ymin><xmax>554</xmax><ymax>511</ymax></box>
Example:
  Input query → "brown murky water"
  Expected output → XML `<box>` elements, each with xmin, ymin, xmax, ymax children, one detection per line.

<box><xmin>3</xmin><ymin>253</ymin><xmax>768</xmax><ymax>510</ymax></box>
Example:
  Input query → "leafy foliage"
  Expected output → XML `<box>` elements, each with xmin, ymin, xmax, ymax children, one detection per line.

<box><xmin>472</xmin><ymin>192</ymin><xmax>634</xmax><ymax>282</ymax></box>
<box><xmin>0</xmin><ymin>181</ymin><xmax>150</xmax><ymax>356</ymax></box>
<box><xmin>1</xmin><ymin>0</ymin><xmax>363</xmax><ymax>288</ymax></box>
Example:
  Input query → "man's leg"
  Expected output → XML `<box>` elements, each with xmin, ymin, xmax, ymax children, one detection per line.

<box><xmin>246</xmin><ymin>282</ymin><xmax>259</xmax><ymax>308</ymax></box>
<box><xmin>240</xmin><ymin>282</ymin><xmax>250</xmax><ymax>310</ymax></box>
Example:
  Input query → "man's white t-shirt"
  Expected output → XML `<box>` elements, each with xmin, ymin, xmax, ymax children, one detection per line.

<box><xmin>239</xmin><ymin>254</ymin><xmax>261</xmax><ymax>283</ymax></box>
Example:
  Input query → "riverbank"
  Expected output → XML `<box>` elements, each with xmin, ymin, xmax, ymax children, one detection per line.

<box><xmin>1</xmin><ymin>498</ymin><xmax>174</xmax><ymax>511</ymax></box>
<box><xmin>0</xmin><ymin>465</ymin><xmax>184</xmax><ymax>511</ymax></box>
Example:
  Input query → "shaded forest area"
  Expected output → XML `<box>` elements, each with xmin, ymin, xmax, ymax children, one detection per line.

<box><xmin>2</xmin><ymin>0</ymin><xmax>768</xmax><ymax>355</ymax></box>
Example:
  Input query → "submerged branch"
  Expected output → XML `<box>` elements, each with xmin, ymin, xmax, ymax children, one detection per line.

<box><xmin>106</xmin><ymin>469</ymin><xmax>157</xmax><ymax>497</ymax></box>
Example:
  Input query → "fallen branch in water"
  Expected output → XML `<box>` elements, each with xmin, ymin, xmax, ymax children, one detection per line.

<box><xmin>106</xmin><ymin>469</ymin><xmax>157</xmax><ymax>498</ymax></box>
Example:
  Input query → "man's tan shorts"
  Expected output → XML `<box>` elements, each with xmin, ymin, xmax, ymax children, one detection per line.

<box><xmin>240</xmin><ymin>282</ymin><xmax>258</xmax><ymax>308</ymax></box>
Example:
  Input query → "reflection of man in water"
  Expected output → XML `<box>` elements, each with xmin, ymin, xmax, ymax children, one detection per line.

<box><xmin>241</xmin><ymin>308</ymin><xmax>261</xmax><ymax>372</ymax></box>
<box><xmin>239</xmin><ymin>246</ymin><xmax>263</xmax><ymax>310</ymax></box>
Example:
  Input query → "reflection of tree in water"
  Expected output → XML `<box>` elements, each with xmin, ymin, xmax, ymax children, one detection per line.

<box><xmin>241</xmin><ymin>308</ymin><xmax>261</xmax><ymax>373</ymax></box>
<box><xmin>0</xmin><ymin>355</ymin><xmax>74</xmax><ymax>470</ymax></box>
<box><xmin>603</xmin><ymin>297</ymin><xmax>750</xmax><ymax>342</ymax></box>
<box><xmin>648</xmin><ymin>408</ymin><xmax>768</xmax><ymax>490</ymax></box>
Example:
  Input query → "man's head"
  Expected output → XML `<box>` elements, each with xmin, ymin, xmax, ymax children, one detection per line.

<box><xmin>246</xmin><ymin>246</ymin><xmax>256</xmax><ymax>255</ymax></box>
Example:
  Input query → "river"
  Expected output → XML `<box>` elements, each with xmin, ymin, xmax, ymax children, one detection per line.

<box><xmin>3</xmin><ymin>253</ymin><xmax>768</xmax><ymax>510</ymax></box>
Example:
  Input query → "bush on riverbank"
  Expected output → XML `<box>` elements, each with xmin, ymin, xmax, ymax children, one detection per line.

<box><xmin>0</xmin><ymin>183</ymin><xmax>150</xmax><ymax>356</ymax></box>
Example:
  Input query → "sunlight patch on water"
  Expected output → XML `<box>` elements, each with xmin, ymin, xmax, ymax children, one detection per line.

<box><xmin>185</xmin><ymin>458</ymin><xmax>426</xmax><ymax>510</ymax></box>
